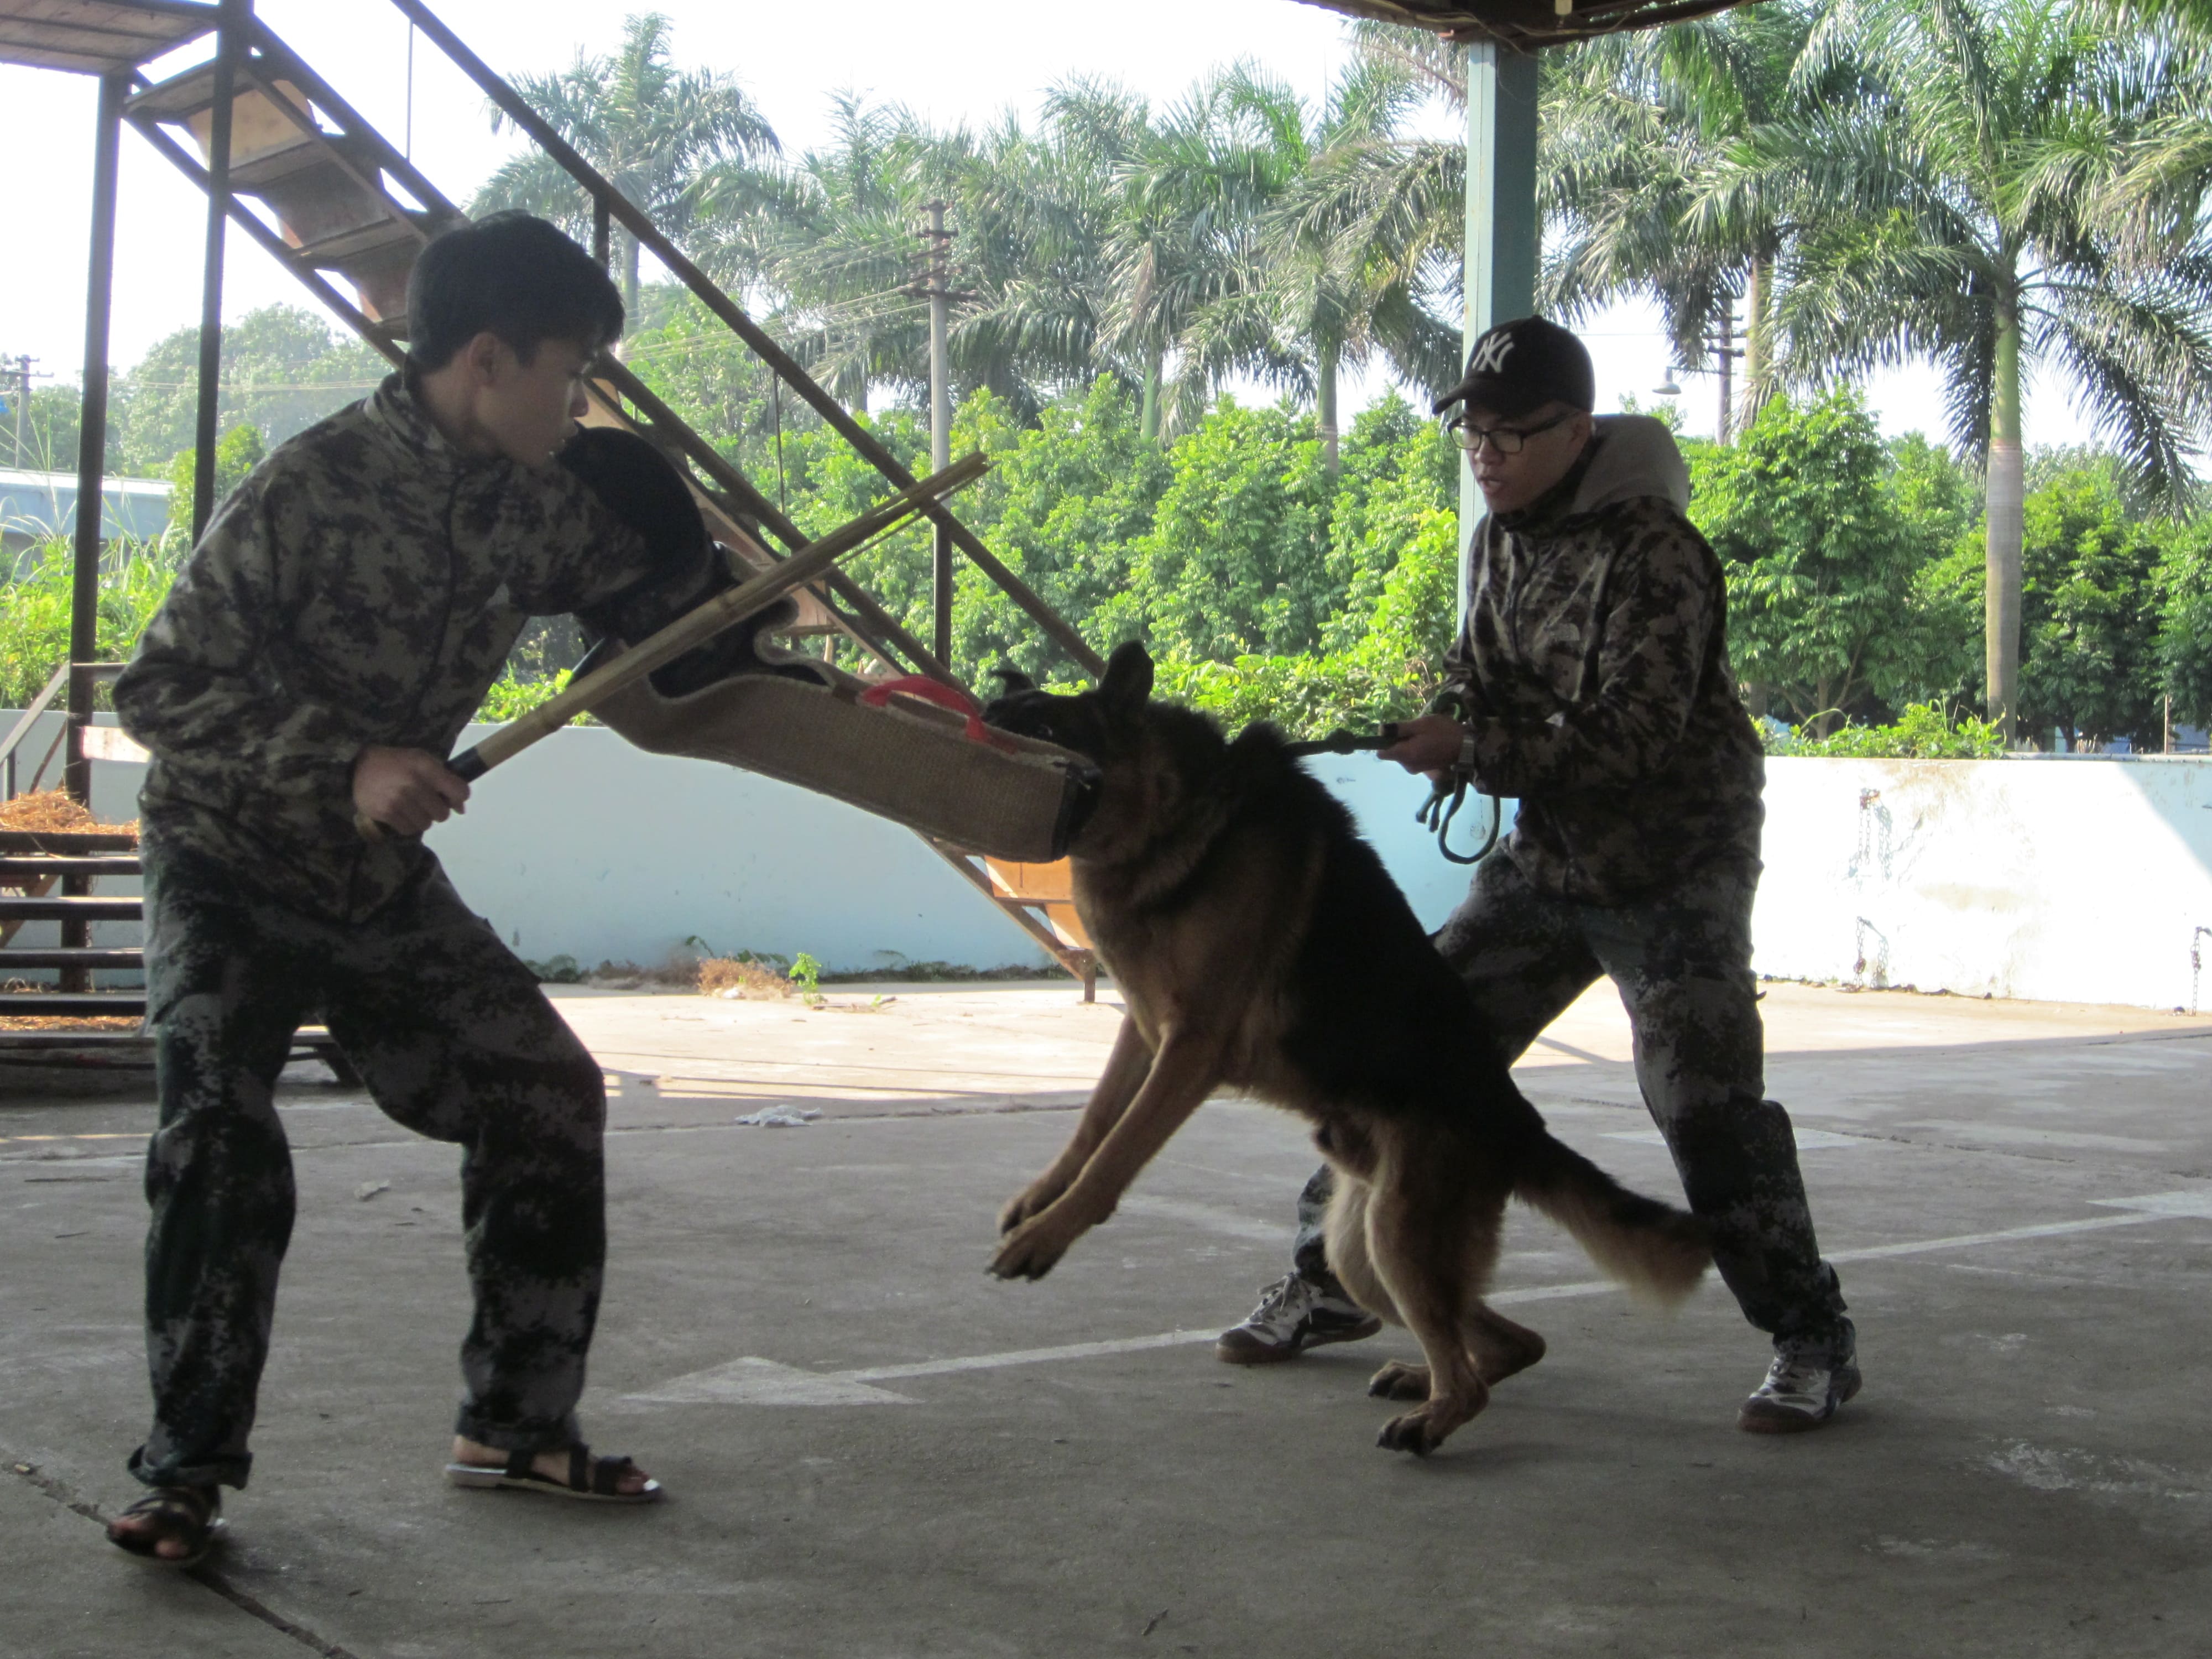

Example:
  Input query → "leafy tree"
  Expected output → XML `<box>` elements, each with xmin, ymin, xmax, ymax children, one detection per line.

<box><xmin>952</xmin><ymin>377</ymin><xmax>1172</xmax><ymax>680</ymax></box>
<box><xmin>1741</xmin><ymin>0</ymin><xmax>2212</xmax><ymax>735</ymax></box>
<box><xmin>1320</xmin><ymin>392</ymin><xmax>1457</xmax><ymax>653</ymax></box>
<box><xmin>1691</xmin><ymin>390</ymin><xmax>1924</xmax><ymax>729</ymax></box>
<box><xmin>161</xmin><ymin>425</ymin><xmax>265</xmax><ymax>547</ymax></box>
<box><xmin>2015</xmin><ymin>460</ymin><xmax>2166</xmax><ymax>746</ymax></box>
<box><xmin>1097</xmin><ymin>69</ymin><xmax>1307</xmax><ymax>441</ymax></box>
<box><xmin>1133</xmin><ymin>399</ymin><xmax>1338</xmax><ymax>661</ymax></box>
<box><xmin>1544</xmin><ymin>2</ymin><xmax>1819</xmax><ymax>420</ymax></box>
<box><xmin>2157</xmin><ymin>519</ymin><xmax>2212</xmax><ymax>727</ymax></box>
<box><xmin>475</xmin><ymin>12</ymin><xmax>780</xmax><ymax>319</ymax></box>
<box><xmin>108</xmin><ymin>305</ymin><xmax>386</xmax><ymax>474</ymax></box>
<box><xmin>0</xmin><ymin>536</ymin><xmax>181</xmax><ymax>705</ymax></box>
<box><xmin>1259</xmin><ymin>54</ymin><xmax>1464</xmax><ymax>469</ymax></box>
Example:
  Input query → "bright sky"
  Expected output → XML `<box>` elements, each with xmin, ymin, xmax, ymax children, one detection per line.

<box><xmin>0</xmin><ymin>0</ymin><xmax>2095</xmax><ymax>456</ymax></box>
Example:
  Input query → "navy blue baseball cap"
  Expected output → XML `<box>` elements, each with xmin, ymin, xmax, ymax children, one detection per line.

<box><xmin>1433</xmin><ymin>316</ymin><xmax>1596</xmax><ymax>419</ymax></box>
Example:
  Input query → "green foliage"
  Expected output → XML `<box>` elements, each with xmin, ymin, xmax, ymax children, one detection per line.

<box><xmin>163</xmin><ymin>425</ymin><xmax>265</xmax><ymax>546</ymax></box>
<box><xmin>1134</xmin><ymin>400</ymin><xmax>1338</xmax><ymax>662</ymax></box>
<box><xmin>2015</xmin><ymin>460</ymin><xmax>2167</xmax><ymax>748</ymax></box>
<box><xmin>0</xmin><ymin>537</ymin><xmax>181</xmax><ymax>707</ymax></box>
<box><xmin>787</xmin><ymin>951</ymin><xmax>824</xmax><ymax>994</ymax></box>
<box><xmin>109</xmin><ymin>305</ymin><xmax>388</xmax><ymax>476</ymax></box>
<box><xmin>1691</xmin><ymin>390</ymin><xmax>1927</xmax><ymax>728</ymax></box>
<box><xmin>474</xmin><ymin>668</ymin><xmax>581</xmax><ymax>726</ymax></box>
<box><xmin>1762</xmin><ymin>702</ymin><xmax>2008</xmax><ymax>759</ymax></box>
<box><xmin>2157</xmin><ymin>519</ymin><xmax>2212</xmax><ymax>728</ymax></box>
<box><xmin>951</xmin><ymin>378</ymin><xmax>1170</xmax><ymax>680</ymax></box>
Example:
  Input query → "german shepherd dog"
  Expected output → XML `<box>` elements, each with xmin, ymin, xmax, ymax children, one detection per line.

<box><xmin>980</xmin><ymin>641</ymin><xmax>1710</xmax><ymax>1455</ymax></box>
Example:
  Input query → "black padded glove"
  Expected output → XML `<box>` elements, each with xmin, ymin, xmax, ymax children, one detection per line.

<box><xmin>557</xmin><ymin>426</ymin><xmax>801</xmax><ymax>697</ymax></box>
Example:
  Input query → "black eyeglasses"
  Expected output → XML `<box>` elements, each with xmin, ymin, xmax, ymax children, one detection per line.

<box><xmin>1445</xmin><ymin>409</ymin><xmax>1578</xmax><ymax>456</ymax></box>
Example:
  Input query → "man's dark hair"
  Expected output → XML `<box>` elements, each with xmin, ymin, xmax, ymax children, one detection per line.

<box><xmin>406</xmin><ymin>212</ymin><xmax>624</xmax><ymax>372</ymax></box>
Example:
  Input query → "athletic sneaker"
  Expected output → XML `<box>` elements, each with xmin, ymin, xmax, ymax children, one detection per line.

<box><xmin>1738</xmin><ymin>1325</ymin><xmax>1861</xmax><ymax>1433</ymax></box>
<box><xmin>1215</xmin><ymin>1272</ymin><xmax>1383</xmax><ymax>1364</ymax></box>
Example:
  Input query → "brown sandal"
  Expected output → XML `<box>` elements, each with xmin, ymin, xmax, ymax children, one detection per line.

<box><xmin>107</xmin><ymin>1484</ymin><xmax>222</xmax><ymax>1568</ymax></box>
<box><xmin>444</xmin><ymin>1444</ymin><xmax>661</xmax><ymax>1504</ymax></box>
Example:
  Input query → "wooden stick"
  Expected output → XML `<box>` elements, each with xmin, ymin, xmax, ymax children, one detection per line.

<box><xmin>356</xmin><ymin>450</ymin><xmax>988</xmax><ymax>838</ymax></box>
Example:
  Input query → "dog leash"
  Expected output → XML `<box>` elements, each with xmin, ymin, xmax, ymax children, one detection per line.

<box><xmin>1283</xmin><ymin>722</ymin><xmax>1500</xmax><ymax>865</ymax></box>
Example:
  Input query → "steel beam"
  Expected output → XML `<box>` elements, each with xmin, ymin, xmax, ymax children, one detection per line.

<box><xmin>1457</xmin><ymin>41</ymin><xmax>1539</xmax><ymax>613</ymax></box>
<box><xmin>65</xmin><ymin>70</ymin><xmax>128</xmax><ymax>808</ymax></box>
<box><xmin>190</xmin><ymin>0</ymin><xmax>248</xmax><ymax>544</ymax></box>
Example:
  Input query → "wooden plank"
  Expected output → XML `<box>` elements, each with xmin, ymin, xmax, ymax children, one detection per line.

<box><xmin>78</xmin><ymin>724</ymin><xmax>148</xmax><ymax>764</ymax></box>
<box><xmin>0</xmin><ymin>0</ymin><xmax>214</xmax><ymax>73</ymax></box>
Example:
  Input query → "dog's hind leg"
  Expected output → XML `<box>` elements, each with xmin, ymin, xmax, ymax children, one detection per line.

<box><xmin>1363</xmin><ymin>1161</ymin><xmax>1510</xmax><ymax>1456</ymax></box>
<box><xmin>1325</xmin><ymin>1178</ymin><xmax>1438</xmax><ymax>1404</ymax></box>
<box><xmin>1467</xmin><ymin>1303</ymin><xmax>1546</xmax><ymax>1384</ymax></box>
<box><xmin>1000</xmin><ymin>1015</ymin><xmax>1154</xmax><ymax>1236</ymax></box>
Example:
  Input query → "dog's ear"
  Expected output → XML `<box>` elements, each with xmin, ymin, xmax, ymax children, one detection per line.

<box><xmin>1100</xmin><ymin>640</ymin><xmax>1154</xmax><ymax>708</ymax></box>
<box><xmin>988</xmin><ymin>663</ymin><xmax>1037</xmax><ymax>695</ymax></box>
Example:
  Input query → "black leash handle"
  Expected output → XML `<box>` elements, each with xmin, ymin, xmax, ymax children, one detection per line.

<box><xmin>1418</xmin><ymin>775</ymin><xmax>1502</xmax><ymax>865</ymax></box>
<box><xmin>1282</xmin><ymin>722</ymin><xmax>1401</xmax><ymax>758</ymax></box>
<box><xmin>1284</xmin><ymin>721</ymin><xmax>1500</xmax><ymax>865</ymax></box>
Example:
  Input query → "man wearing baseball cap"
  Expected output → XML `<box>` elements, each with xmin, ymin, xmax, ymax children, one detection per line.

<box><xmin>1215</xmin><ymin>316</ymin><xmax>1859</xmax><ymax>1434</ymax></box>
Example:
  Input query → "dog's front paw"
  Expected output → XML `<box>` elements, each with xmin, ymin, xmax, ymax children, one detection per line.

<box><xmin>988</xmin><ymin>1210</ymin><xmax>1086</xmax><ymax>1281</ymax></box>
<box><xmin>997</xmin><ymin>1175</ymin><xmax>1070</xmax><ymax>1237</ymax></box>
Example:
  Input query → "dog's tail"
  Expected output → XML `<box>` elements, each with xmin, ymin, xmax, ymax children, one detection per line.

<box><xmin>1512</xmin><ymin>1131</ymin><xmax>1710</xmax><ymax>1306</ymax></box>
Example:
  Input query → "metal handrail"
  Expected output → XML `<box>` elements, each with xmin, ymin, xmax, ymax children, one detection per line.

<box><xmin>0</xmin><ymin>662</ymin><xmax>131</xmax><ymax>800</ymax></box>
<box><xmin>385</xmin><ymin>0</ymin><xmax>1105</xmax><ymax>680</ymax></box>
<box><xmin>0</xmin><ymin>664</ymin><xmax>70</xmax><ymax>800</ymax></box>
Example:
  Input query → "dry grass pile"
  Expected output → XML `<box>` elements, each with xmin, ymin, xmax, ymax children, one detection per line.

<box><xmin>0</xmin><ymin>1014</ymin><xmax>141</xmax><ymax>1032</ymax></box>
<box><xmin>697</xmin><ymin>957</ymin><xmax>793</xmax><ymax>999</ymax></box>
<box><xmin>0</xmin><ymin>790</ymin><xmax>138</xmax><ymax>836</ymax></box>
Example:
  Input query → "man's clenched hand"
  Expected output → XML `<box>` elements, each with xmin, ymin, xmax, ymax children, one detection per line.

<box><xmin>1376</xmin><ymin>713</ymin><xmax>1464</xmax><ymax>780</ymax></box>
<box><xmin>352</xmin><ymin>745</ymin><xmax>469</xmax><ymax>838</ymax></box>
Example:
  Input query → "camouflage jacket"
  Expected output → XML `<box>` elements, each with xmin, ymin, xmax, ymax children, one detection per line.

<box><xmin>115</xmin><ymin>372</ymin><xmax>655</xmax><ymax>923</ymax></box>
<box><xmin>1440</xmin><ymin>415</ymin><xmax>1763</xmax><ymax>905</ymax></box>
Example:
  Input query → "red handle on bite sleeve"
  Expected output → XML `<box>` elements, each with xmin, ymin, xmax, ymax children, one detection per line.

<box><xmin>858</xmin><ymin>675</ymin><xmax>1015</xmax><ymax>751</ymax></box>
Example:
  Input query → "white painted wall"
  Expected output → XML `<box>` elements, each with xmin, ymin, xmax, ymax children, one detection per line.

<box><xmin>1752</xmin><ymin>755</ymin><xmax>2212</xmax><ymax>1013</ymax></box>
<box><xmin>15</xmin><ymin>712</ymin><xmax>2212</xmax><ymax>1011</ymax></box>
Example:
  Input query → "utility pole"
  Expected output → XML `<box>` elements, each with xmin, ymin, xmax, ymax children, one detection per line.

<box><xmin>1714</xmin><ymin>299</ymin><xmax>1735</xmax><ymax>445</ymax></box>
<box><xmin>909</xmin><ymin>203</ymin><xmax>971</xmax><ymax>668</ymax></box>
<box><xmin>3</xmin><ymin>356</ymin><xmax>50</xmax><ymax>469</ymax></box>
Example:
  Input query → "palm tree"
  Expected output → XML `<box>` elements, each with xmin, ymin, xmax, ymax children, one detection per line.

<box><xmin>1089</xmin><ymin>71</ymin><xmax>1284</xmax><ymax>441</ymax></box>
<box><xmin>732</xmin><ymin>95</ymin><xmax>1127</xmax><ymax>421</ymax></box>
<box><xmin>1737</xmin><ymin>0</ymin><xmax>2212</xmax><ymax>736</ymax></box>
<box><xmin>1266</xmin><ymin>41</ymin><xmax>1467</xmax><ymax>470</ymax></box>
<box><xmin>1541</xmin><ymin>4</ymin><xmax>1817</xmax><ymax>426</ymax></box>
<box><xmin>473</xmin><ymin>12</ymin><xmax>780</xmax><ymax>322</ymax></box>
<box><xmin>731</xmin><ymin>94</ymin><xmax>926</xmax><ymax>415</ymax></box>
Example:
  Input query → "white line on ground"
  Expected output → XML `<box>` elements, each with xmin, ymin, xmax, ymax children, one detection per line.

<box><xmin>614</xmin><ymin>1191</ymin><xmax>2212</xmax><ymax>1408</ymax></box>
<box><xmin>1603</xmin><ymin>1128</ymin><xmax>1867</xmax><ymax>1151</ymax></box>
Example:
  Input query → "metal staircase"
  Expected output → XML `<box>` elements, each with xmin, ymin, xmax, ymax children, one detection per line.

<box><xmin>0</xmin><ymin>0</ymin><xmax>1103</xmax><ymax>1003</ymax></box>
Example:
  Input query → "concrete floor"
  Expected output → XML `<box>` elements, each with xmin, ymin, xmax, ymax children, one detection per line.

<box><xmin>3</xmin><ymin>978</ymin><xmax>2210</xmax><ymax>1658</ymax></box>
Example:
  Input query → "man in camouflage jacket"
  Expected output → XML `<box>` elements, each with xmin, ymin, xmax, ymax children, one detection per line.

<box><xmin>105</xmin><ymin>216</ymin><xmax>705</xmax><ymax>1563</ymax></box>
<box><xmin>1217</xmin><ymin>317</ymin><xmax>1858</xmax><ymax>1434</ymax></box>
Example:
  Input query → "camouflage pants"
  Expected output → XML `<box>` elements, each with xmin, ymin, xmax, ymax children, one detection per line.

<box><xmin>129</xmin><ymin>838</ymin><xmax>608</xmax><ymax>1490</ymax></box>
<box><xmin>1291</xmin><ymin>852</ymin><xmax>1850</xmax><ymax>1358</ymax></box>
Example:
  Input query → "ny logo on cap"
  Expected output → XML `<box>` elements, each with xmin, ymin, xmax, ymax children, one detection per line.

<box><xmin>1469</xmin><ymin>330</ymin><xmax>1517</xmax><ymax>375</ymax></box>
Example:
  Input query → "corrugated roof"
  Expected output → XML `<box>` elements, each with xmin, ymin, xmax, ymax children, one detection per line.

<box><xmin>1293</xmin><ymin>0</ymin><xmax>1756</xmax><ymax>48</ymax></box>
<box><xmin>0</xmin><ymin>0</ymin><xmax>216</xmax><ymax>77</ymax></box>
